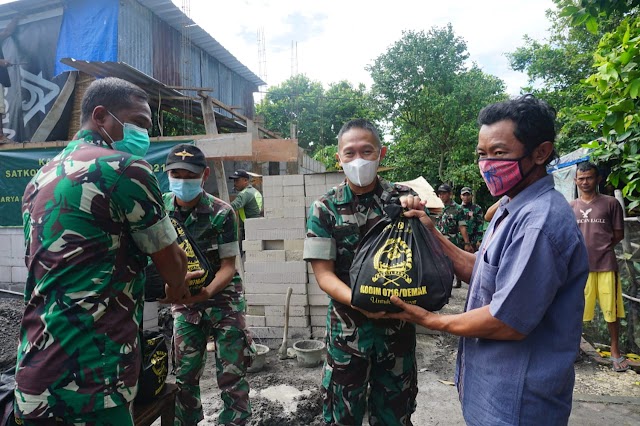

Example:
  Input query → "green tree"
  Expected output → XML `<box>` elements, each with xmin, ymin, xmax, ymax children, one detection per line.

<box><xmin>558</xmin><ymin>1</ymin><xmax>640</xmax><ymax>208</ymax></box>
<box><xmin>369</xmin><ymin>25</ymin><xmax>506</xmax><ymax>186</ymax></box>
<box><xmin>558</xmin><ymin>0</ymin><xmax>640</xmax><ymax>355</ymax></box>
<box><xmin>312</xmin><ymin>144</ymin><xmax>339</xmax><ymax>171</ymax></box>
<box><xmin>256</xmin><ymin>75</ymin><xmax>324</xmax><ymax>150</ymax></box>
<box><xmin>256</xmin><ymin>76</ymin><xmax>379</xmax><ymax>152</ymax></box>
<box><xmin>507</xmin><ymin>4</ymin><xmax>626</xmax><ymax>154</ymax></box>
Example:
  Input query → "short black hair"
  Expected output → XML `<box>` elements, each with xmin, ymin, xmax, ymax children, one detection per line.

<box><xmin>337</xmin><ymin>118</ymin><xmax>381</xmax><ymax>148</ymax></box>
<box><xmin>478</xmin><ymin>94</ymin><xmax>558</xmax><ymax>165</ymax></box>
<box><xmin>80</xmin><ymin>77</ymin><xmax>148</xmax><ymax>124</ymax></box>
<box><xmin>576</xmin><ymin>161</ymin><xmax>599</xmax><ymax>176</ymax></box>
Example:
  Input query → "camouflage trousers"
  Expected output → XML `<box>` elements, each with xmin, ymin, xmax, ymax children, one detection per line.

<box><xmin>322</xmin><ymin>300</ymin><xmax>417</xmax><ymax>426</ymax></box>
<box><xmin>173</xmin><ymin>311</ymin><xmax>254</xmax><ymax>426</ymax></box>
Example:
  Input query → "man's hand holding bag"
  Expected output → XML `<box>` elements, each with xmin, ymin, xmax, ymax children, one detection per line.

<box><xmin>350</xmin><ymin>199</ymin><xmax>453</xmax><ymax>313</ymax></box>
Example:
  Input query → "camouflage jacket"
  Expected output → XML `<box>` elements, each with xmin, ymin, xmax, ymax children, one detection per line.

<box><xmin>435</xmin><ymin>201</ymin><xmax>466</xmax><ymax>247</ymax></box>
<box><xmin>461</xmin><ymin>202</ymin><xmax>485</xmax><ymax>246</ymax></box>
<box><xmin>16</xmin><ymin>130</ymin><xmax>176</xmax><ymax>419</ymax></box>
<box><xmin>303</xmin><ymin>177</ymin><xmax>414</xmax><ymax>288</ymax></box>
<box><xmin>166</xmin><ymin>192</ymin><xmax>244</xmax><ymax>325</ymax></box>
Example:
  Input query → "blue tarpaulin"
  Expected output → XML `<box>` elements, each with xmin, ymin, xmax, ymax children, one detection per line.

<box><xmin>54</xmin><ymin>0</ymin><xmax>119</xmax><ymax>75</ymax></box>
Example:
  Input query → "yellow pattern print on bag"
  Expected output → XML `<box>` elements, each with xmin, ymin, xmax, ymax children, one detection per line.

<box><xmin>170</xmin><ymin>217</ymin><xmax>213</xmax><ymax>295</ymax></box>
<box><xmin>372</xmin><ymin>236</ymin><xmax>413</xmax><ymax>286</ymax></box>
<box><xmin>150</xmin><ymin>346</ymin><xmax>168</xmax><ymax>396</ymax></box>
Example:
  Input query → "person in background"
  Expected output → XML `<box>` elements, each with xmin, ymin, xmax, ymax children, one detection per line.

<box><xmin>570</xmin><ymin>161</ymin><xmax>628</xmax><ymax>372</ymax></box>
<box><xmin>304</xmin><ymin>118</ymin><xmax>418</xmax><ymax>425</ymax></box>
<box><xmin>436</xmin><ymin>184</ymin><xmax>471</xmax><ymax>287</ymax></box>
<box><xmin>164</xmin><ymin>144</ymin><xmax>255</xmax><ymax>425</ymax></box>
<box><xmin>229</xmin><ymin>169</ymin><xmax>263</xmax><ymax>242</ymax></box>
<box><xmin>391</xmin><ymin>95</ymin><xmax>589</xmax><ymax>425</ymax></box>
<box><xmin>460</xmin><ymin>187</ymin><xmax>484</xmax><ymax>251</ymax></box>
<box><xmin>14</xmin><ymin>77</ymin><xmax>190</xmax><ymax>425</ymax></box>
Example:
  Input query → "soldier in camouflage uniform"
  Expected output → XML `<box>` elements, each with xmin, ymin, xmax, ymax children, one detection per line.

<box><xmin>304</xmin><ymin>119</ymin><xmax>418</xmax><ymax>426</ymax></box>
<box><xmin>14</xmin><ymin>78</ymin><xmax>190</xmax><ymax>425</ymax></box>
<box><xmin>163</xmin><ymin>144</ymin><xmax>255</xmax><ymax>426</ymax></box>
<box><xmin>459</xmin><ymin>187</ymin><xmax>485</xmax><ymax>251</ymax></box>
<box><xmin>434</xmin><ymin>184</ymin><xmax>470</xmax><ymax>250</ymax></box>
<box><xmin>435</xmin><ymin>184</ymin><xmax>471</xmax><ymax>288</ymax></box>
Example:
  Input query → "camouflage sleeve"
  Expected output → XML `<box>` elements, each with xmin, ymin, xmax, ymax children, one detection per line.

<box><xmin>303</xmin><ymin>199</ymin><xmax>336</xmax><ymax>260</ymax></box>
<box><xmin>218</xmin><ymin>207</ymin><xmax>240</xmax><ymax>259</ymax></box>
<box><xmin>475</xmin><ymin>205</ymin><xmax>485</xmax><ymax>228</ymax></box>
<box><xmin>112</xmin><ymin>160</ymin><xmax>177</xmax><ymax>254</ymax></box>
<box><xmin>230</xmin><ymin>189</ymin><xmax>249</xmax><ymax>211</ymax></box>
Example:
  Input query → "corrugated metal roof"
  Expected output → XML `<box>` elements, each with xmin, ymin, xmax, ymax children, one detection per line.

<box><xmin>0</xmin><ymin>0</ymin><xmax>266</xmax><ymax>87</ymax></box>
<box><xmin>59</xmin><ymin>58</ymin><xmax>250</xmax><ymax>132</ymax></box>
<box><xmin>137</xmin><ymin>0</ymin><xmax>265</xmax><ymax>87</ymax></box>
<box><xmin>60</xmin><ymin>58</ymin><xmax>186</xmax><ymax>99</ymax></box>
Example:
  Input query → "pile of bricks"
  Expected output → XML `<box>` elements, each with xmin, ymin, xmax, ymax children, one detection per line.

<box><xmin>242</xmin><ymin>172</ymin><xmax>345</xmax><ymax>347</ymax></box>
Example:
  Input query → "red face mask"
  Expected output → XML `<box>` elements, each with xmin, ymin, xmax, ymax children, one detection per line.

<box><xmin>478</xmin><ymin>155</ymin><xmax>529</xmax><ymax>196</ymax></box>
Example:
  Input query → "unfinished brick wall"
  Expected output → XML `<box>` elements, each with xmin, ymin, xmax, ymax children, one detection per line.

<box><xmin>243</xmin><ymin>172</ymin><xmax>345</xmax><ymax>347</ymax></box>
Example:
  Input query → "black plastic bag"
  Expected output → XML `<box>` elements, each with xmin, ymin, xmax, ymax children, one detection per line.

<box><xmin>144</xmin><ymin>217</ymin><xmax>215</xmax><ymax>300</ymax></box>
<box><xmin>136</xmin><ymin>330</ymin><xmax>169</xmax><ymax>403</ymax></box>
<box><xmin>350</xmin><ymin>202</ymin><xmax>453</xmax><ymax>313</ymax></box>
<box><xmin>0</xmin><ymin>367</ymin><xmax>19</xmax><ymax>426</ymax></box>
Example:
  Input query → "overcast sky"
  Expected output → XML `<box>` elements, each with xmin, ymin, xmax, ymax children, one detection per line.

<box><xmin>0</xmin><ymin>0</ymin><xmax>558</xmax><ymax>95</ymax></box>
<box><xmin>176</xmin><ymin>0</ymin><xmax>557</xmax><ymax>95</ymax></box>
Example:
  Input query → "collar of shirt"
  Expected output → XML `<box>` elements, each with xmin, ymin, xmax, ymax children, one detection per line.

<box><xmin>494</xmin><ymin>175</ymin><xmax>555</xmax><ymax>222</ymax></box>
<box><xmin>332</xmin><ymin>176</ymin><xmax>389</xmax><ymax>205</ymax></box>
<box><xmin>74</xmin><ymin>129</ymin><xmax>110</xmax><ymax>147</ymax></box>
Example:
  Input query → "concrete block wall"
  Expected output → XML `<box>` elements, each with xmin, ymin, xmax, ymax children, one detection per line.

<box><xmin>243</xmin><ymin>172</ymin><xmax>345</xmax><ymax>347</ymax></box>
<box><xmin>0</xmin><ymin>227</ymin><xmax>27</xmax><ymax>292</ymax></box>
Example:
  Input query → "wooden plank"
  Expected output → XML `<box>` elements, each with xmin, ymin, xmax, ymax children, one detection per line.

<box><xmin>220</xmin><ymin>138</ymin><xmax>299</xmax><ymax>162</ymax></box>
<box><xmin>205</xmin><ymin>96</ymin><xmax>278</xmax><ymax>139</ymax></box>
<box><xmin>0</xmin><ymin>140</ymin><xmax>69</xmax><ymax>150</ymax></box>
<box><xmin>200</xmin><ymin>96</ymin><xmax>232</xmax><ymax>203</ymax></box>
<box><xmin>199</xmin><ymin>94</ymin><xmax>245</xmax><ymax>281</ymax></box>
<box><xmin>195</xmin><ymin>133</ymin><xmax>252</xmax><ymax>158</ymax></box>
<box><xmin>150</xmin><ymin>135</ymin><xmax>207</xmax><ymax>142</ymax></box>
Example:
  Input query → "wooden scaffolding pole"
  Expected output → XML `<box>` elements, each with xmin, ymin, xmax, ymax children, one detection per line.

<box><xmin>199</xmin><ymin>94</ymin><xmax>244</xmax><ymax>279</ymax></box>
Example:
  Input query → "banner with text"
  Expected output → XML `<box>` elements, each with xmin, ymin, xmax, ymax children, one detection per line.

<box><xmin>0</xmin><ymin>141</ymin><xmax>190</xmax><ymax>226</ymax></box>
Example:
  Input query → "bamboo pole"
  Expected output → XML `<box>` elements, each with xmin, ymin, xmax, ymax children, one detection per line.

<box><xmin>614</xmin><ymin>190</ymin><xmax>639</xmax><ymax>352</ymax></box>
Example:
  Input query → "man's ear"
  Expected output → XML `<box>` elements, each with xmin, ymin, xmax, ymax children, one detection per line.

<box><xmin>92</xmin><ymin>106</ymin><xmax>109</xmax><ymax>127</ymax></box>
<box><xmin>532</xmin><ymin>141</ymin><xmax>554</xmax><ymax>166</ymax></box>
<box><xmin>379</xmin><ymin>146</ymin><xmax>388</xmax><ymax>162</ymax></box>
<box><xmin>202</xmin><ymin>167</ymin><xmax>210</xmax><ymax>185</ymax></box>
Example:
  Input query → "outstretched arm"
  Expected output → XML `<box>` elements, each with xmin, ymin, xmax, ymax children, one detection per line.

<box><xmin>386</xmin><ymin>296</ymin><xmax>525</xmax><ymax>340</ymax></box>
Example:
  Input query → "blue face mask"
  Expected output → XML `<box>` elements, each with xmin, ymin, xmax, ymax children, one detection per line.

<box><xmin>169</xmin><ymin>176</ymin><xmax>203</xmax><ymax>202</ymax></box>
<box><xmin>102</xmin><ymin>111</ymin><xmax>150</xmax><ymax>157</ymax></box>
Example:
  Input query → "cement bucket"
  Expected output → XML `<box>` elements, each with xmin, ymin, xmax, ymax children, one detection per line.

<box><xmin>293</xmin><ymin>339</ymin><xmax>326</xmax><ymax>368</ymax></box>
<box><xmin>247</xmin><ymin>344</ymin><xmax>270</xmax><ymax>373</ymax></box>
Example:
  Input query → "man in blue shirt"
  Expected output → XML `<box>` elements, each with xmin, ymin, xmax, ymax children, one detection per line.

<box><xmin>390</xmin><ymin>95</ymin><xmax>589</xmax><ymax>425</ymax></box>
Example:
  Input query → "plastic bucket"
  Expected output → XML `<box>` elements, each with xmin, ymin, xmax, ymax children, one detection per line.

<box><xmin>247</xmin><ymin>344</ymin><xmax>270</xmax><ymax>373</ymax></box>
<box><xmin>293</xmin><ymin>339</ymin><xmax>326</xmax><ymax>368</ymax></box>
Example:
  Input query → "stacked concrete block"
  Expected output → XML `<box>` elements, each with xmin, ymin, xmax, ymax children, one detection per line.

<box><xmin>0</xmin><ymin>228</ymin><xmax>28</xmax><ymax>293</ymax></box>
<box><xmin>242</xmin><ymin>172</ymin><xmax>346</xmax><ymax>348</ymax></box>
<box><xmin>242</xmin><ymin>174</ymin><xmax>310</xmax><ymax>347</ymax></box>
<box><xmin>261</xmin><ymin>174</ymin><xmax>307</xmax><ymax>220</ymax></box>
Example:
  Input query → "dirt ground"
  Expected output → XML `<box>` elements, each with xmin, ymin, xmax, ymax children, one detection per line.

<box><xmin>3</xmin><ymin>287</ymin><xmax>640</xmax><ymax>425</ymax></box>
<box><xmin>169</xmin><ymin>286</ymin><xmax>640</xmax><ymax>425</ymax></box>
